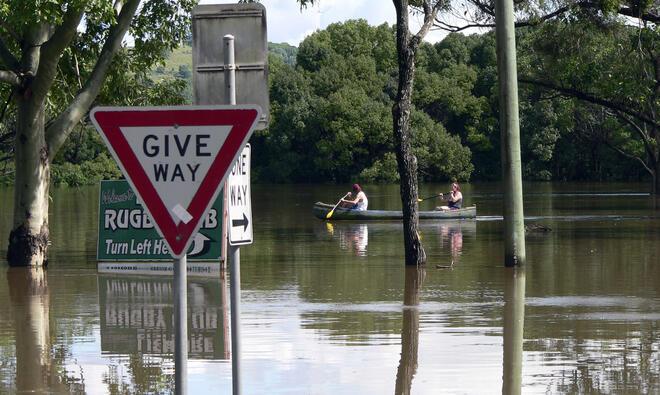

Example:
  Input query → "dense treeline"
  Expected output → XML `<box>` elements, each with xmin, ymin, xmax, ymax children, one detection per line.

<box><xmin>252</xmin><ymin>19</ymin><xmax>649</xmax><ymax>185</ymax></box>
<box><xmin>253</xmin><ymin>21</ymin><xmax>472</xmax><ymax>184</ymax></box>
<box><xmin>0</xmin><ymin>17</ymin><xmax>653</xmax><ymax>187</ymax></box>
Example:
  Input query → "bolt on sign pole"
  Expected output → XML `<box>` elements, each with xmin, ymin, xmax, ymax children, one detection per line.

<box><xmin>225</xmin><ymin>34</ymin><xmax>242</xmax><ymax>395</ymax></box>
<box><xmin>495</xmin><ymin>0</ymin><xmax>526</xmax><ymax>266</ymax></box>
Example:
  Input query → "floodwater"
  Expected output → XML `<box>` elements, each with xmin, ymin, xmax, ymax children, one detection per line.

<box><xmin>0</xmin><ymin>182</ymin><xmax>659</xmax><ymax>394</ymax></box>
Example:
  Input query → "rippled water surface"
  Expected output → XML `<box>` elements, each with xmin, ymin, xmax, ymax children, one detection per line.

<box><xmin>0</xmin><ymin>182</ymin><xmax>659</xmax><ymax>394</ymax></box>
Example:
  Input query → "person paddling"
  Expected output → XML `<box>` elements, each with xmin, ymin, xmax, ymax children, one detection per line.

<box><xmin>437</xmin><ymin>182</ymin><xmax>462</xmax><ymax>211</ymax></box>
<box><xmin>341</xmin><ymin>184</ymin><xmax>368</xmax><ymax>211</ymax></box>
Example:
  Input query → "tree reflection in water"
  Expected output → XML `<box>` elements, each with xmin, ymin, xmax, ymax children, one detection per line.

<box><xmin>395</xmin><ymin>265</ymin><xmax>426</xmax><ymax>395</ymax></box>
<box><xmin>7</xmin><ymin>267</ymin><xmax>72</xmax><ymax>392</ymax></box>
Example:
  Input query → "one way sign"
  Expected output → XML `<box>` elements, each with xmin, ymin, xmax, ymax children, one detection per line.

<box><xmin>227</xmin><ymin>144</ymin><xmax>253</xmax><ymax>245</ymax></box>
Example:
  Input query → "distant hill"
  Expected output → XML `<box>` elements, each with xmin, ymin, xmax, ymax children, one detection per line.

<box><xmin>150</xmin><ymin>42</ymin><xmax>298</xmax><ymax>104</ymax></box>
<box><xmin>269</xmin><ymin>42</ymin><xmax>297</xmax><ymax>66</ymax></box>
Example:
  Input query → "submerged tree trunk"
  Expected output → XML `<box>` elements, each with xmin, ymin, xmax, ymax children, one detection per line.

<box><xmin>9</xmin><ymin>99</ymin><xmax>50</xmax><ymax>266</ymax></box>
<box><xmin>392</xmin><ymin>0</ymin><xmax>441</xmax><ymax>266</ymax></box>
<box><xmin>392</xmin><ymin>44</ymin><xmax>425</xmax><ymax>265</ymax></box>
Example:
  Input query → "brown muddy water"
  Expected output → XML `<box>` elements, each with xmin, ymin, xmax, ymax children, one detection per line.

<box><xmin>0</xmin><ymin>182</ymin><xmax>658</xmax><ymax>394</ymax></box>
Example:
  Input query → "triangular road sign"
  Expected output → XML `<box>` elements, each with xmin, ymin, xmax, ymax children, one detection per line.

<box><xmin>91</xmin><ymin>105</ymin><xmax>260</xmax><ymax>258</ymax></box>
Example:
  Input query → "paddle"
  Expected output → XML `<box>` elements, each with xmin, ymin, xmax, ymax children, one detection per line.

<box><xmin>418</xmin><ymin>192</ymin><xmax>449</xmax><ymax>202</ymax></box>
<box><xmin>326</xmin><ymin>193</ymin><xmax>350</xmax><ymax>219</ymax></box>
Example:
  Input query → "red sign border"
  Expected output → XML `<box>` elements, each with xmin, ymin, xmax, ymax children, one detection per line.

<box><xmin>91</xmin><ymin>105</ymin><xmax>260</xmax><ymax>258</ymax></box>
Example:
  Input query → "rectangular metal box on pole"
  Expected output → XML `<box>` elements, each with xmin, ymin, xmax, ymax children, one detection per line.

<box><xmin>192</xmin><ymin>4</ymin><xmax>269</xmax><ymax>130</ymax></box>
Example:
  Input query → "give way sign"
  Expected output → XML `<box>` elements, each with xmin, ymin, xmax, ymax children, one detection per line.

<box><xmin>90</xmin><ymin>105</ymin><xmax>261</xmax><ymax>258</ymax></box>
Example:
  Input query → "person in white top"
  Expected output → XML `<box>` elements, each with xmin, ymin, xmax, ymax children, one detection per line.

<box><xmin>341</xmin><ymin>183</ymin><xmax>368</xmax><ymax>211</ymax></box>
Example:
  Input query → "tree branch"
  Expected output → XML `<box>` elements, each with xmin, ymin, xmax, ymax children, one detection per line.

<box><xmin>603</xmin><ymin>138</ymin><xmax>653</xmax><ymax>175</ymax></box>
<box><xmin>0</xmin><ymin>34</ymin><xmax>20</xmax><ymax>72</ymax></box>
<box><xmin>46</xmin><ymin>0</ymin><xmax>141</xmax><ymax>160</ymax></box>
<box><xmin>617</xmin><ymin>110</ymin><xmax>658</xmax><ymax>164</ymax></box>
<box><xmin>0</xmin><ymin>70</ymin><xmax>19</xmax><ymax>86</ymax></box>
<box><xmin>519</xmin><ymin>77</ymin><xmax>660</xmax><ymax>128</ymax></box>
<box><xmin>31</xmin><ymin>5</ymin><xmax>85</xmax><ymax>103</ymax></box>
<box><xmin>411</xmin><ymin>1</ymin><xmax>443</xmax><ymax>49</ymax></box>
<box><xmin>434</xmin><ymin>0</ymin><xmax>658</xmax><ymax>32</ymax></box>
<box><xmin>0</xmin><ymin>17</ymin><xmax>20</xmax><ymax>42</ymax></box>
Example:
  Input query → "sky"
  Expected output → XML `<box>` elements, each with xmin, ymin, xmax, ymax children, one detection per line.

<box><xmin>198</xmin><ymin>0</ymin><xmax>451</xmax><ymax>46</ymax></box>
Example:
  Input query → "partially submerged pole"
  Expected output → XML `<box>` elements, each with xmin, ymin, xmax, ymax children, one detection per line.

<box><xmin>495</xmin><ymin>0</ymin><xmax>526</xmax><ymax>266</ymax></box>
<box><xmin>174</xmin><ymin>254</ymin><xmax>188</xmax><ymax>394</ymax></box>
<box><xmin>224</xmin><ymin>34</ymin><xmax>242</xmax><ymax>395</ymax></box>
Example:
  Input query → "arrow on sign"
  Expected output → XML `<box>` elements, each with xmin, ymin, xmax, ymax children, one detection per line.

<box><xmin>188</xmin><ymin>233</ymin><xmax>213</xmax><ymax>257</ymax></box>
<box><xmin>91</xmin><ymin>105</ymin><xmax>261</xmax><ymax>258</ymax></box>
<box><xmin>232</xmin><ymin>213</ymin><xmax>250</xmax><ymax>232</ymax></box>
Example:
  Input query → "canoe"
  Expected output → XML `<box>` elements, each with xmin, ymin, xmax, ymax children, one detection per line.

<box><xmin>313</xmin><ymin>202</ymin><xmax>477</xmax><ymax>220</ymax></box>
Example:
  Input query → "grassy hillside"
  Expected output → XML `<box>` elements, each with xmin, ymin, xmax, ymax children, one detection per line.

<box><xmin>151</xmin><ymin>43</ymin><xmax>298</xmax><ymax>104</ymax></box>
<box><xmin>151</xmin><ymin>42</ymin><xmax>298</xmax><ymax>88</ymax></box>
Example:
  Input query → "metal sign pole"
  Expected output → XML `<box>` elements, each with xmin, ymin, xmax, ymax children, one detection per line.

<box><xmin>224</xmin><ymin>34</ymin><xmax>242</xmax><ymax>395</ymax></box>
<box><xmin>174</xmin><ymin>254</ymin><xmax>188</xmax><ymax>394</ymax></box>
<box><xmin>229</xmin><ymin>244</ymin><xmax>241</xmax><ymax>394</ymax></box>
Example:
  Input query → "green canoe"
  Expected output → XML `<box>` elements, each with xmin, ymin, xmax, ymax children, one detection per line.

<box><xmin>313</xmin><ymin>202</ymin><xmax>477</xmax><ymax>220</ymax></box>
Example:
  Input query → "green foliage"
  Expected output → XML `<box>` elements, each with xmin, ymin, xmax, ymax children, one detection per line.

<box><xmin>269</xmin><ymin>43</ymin><xmax>298</xmax><ymax>66</ymax></box>
<box><xmin>254</xmin><ymin>20</ymin><xmax>473</xmax><ymax>184</ymax></box>
<box><xmin>51</xmin><ymin>125</ymin><xmax>121</xmax><ymax>187</ymax></box>
<box><xmin>517</xmin><ymin>16</ymin><xmax>658</xmax><ymax>184</ymax></box>
<box><xmin>51</xmin><ymin>152</ymin><xmax>121</xmax><ymax>187</ymax></box>
<box><xmin>414</xmin><ymin>32</ymin><xmax>501</xmax><ymax>180</ymax></box>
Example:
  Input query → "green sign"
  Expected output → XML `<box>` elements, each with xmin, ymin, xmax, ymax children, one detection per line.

<box><xmin>98</xmin><ymin>180</ymin><xmax>225</xmax><ymax>261</ymax></box>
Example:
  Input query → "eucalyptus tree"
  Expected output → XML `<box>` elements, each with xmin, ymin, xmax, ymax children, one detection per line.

<box><xmin>0</xmin><ymin>0</ymin><xmax>195</xmax><ymax>266</ymax></box>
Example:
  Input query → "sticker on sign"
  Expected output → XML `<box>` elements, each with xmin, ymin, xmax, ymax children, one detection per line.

<box><xmin>227</xmin><ymin>144</ymin><xmax>253</xmax><ymax>245</ymax></box>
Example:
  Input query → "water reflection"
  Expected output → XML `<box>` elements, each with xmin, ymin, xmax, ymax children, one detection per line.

<box><xmin>395</xmin><ymin>265</ymin><xmax>426</xmax><ymax>394</ymax></box>
<box><xmin>439</xmin><ymin>224</ymin><xmax>464</xmax><ymax>261</ymax></box>
<box><xmin>7</xmin><ymin>267</ymin><xmax>72</xmax><ymax>392</ymax></box>
<box><xmin>3</xmin><ymin>183</ymin><xmax>660</xmax><ymax>393</ymax></box>
<box><xmin>502</xmin><ymin>267</ymin><xmax>525</xmax><ymax>395</ymax></box>
<box><xmin>325</xmin><ymin>222</ymin><xmax>369</xmax><ymax>256</ymax></box>
<box><xmin>429</xmin><ymin>221</ymin><xmax>476</xmax><ymax>267</ymax></box>
<box><xmin>98</xmin><ymin>274</ymin><xmax>228</xmax><ymax>360</ymax></box>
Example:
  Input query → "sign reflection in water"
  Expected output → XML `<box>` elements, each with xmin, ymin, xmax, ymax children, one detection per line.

<box><xmin>98</xmin><ymin>275</ymin><xmax>228</xmax><ymax>359</ymax></box>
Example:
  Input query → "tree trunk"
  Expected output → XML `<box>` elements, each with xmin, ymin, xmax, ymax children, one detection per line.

<box><xmin>393</xmin><ymin>0</ymin><xmax>425</xmax><ymax>266</ymax></box>
<box><xmin>7</xmin><ymin>98</ymin><xmax>50</xmax><ymax>267</ymax></box>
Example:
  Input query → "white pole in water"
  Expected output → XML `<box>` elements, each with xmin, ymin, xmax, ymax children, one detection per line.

<box><xmin>224</xmin><ymin>34</ymin><xmax>242</xmax><ymax>395</ymax></box>
<box><xmin>174</xmin><ymin>254</ymin><xmax>188</xmax><ymax>394</ymax></box>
